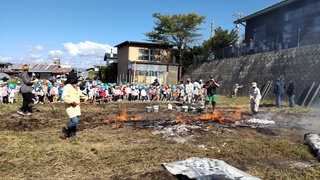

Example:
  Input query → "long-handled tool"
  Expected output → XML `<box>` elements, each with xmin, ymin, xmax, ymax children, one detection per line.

<box><xmin>79</xmin><ymin>97</ymin><xmax>108</xmax><ymax>105</ymax></box>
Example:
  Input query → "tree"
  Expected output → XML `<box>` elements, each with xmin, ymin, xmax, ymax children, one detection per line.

<box><xmin>144</xmin><ymin>13</ymin><xmax>205</xmax><ymax>79</ymax></box>
<box><xmin>99</xmin><ymin>63</ymin><xmax>117</xmax><ymax>83</ymax></box>
<box><xmin>202</xmin><ymin>27</ymin><xmax>238</xmax><ymax>59</ymax></box>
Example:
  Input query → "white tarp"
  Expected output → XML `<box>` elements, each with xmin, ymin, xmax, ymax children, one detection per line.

<box><xmin>304</xmin><ymin>133</ymin><xmax>320</xmax><ymax>158</ymax></box>
<box><xmin>163</xmin><ymin>157</ymin><xmax>261</xmax><ymax>180</ymax></box>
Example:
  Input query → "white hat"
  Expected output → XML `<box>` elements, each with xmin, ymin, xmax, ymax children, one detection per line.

<box><xmin>251</xmin><ymin>82</ymin><xmax>257</xmax><ymax>87</ymax></box>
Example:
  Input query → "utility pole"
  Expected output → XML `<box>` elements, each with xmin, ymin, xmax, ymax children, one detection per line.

<box><xmin>210</xmin><ymin>19</ymin><xmax>215</xmax><ymax>38</ymax></box>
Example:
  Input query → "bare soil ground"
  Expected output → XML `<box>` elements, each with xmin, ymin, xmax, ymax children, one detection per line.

<box><xmin>0</xmin><ymin>98</ymin><xmax>320</xmax><ymax>179</ymax></box>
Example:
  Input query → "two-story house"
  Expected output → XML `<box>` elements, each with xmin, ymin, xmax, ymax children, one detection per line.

<box><xmin>115</xmin><ymin>41</ymin><xmax>179</xmax><ymax>85</ymax></box>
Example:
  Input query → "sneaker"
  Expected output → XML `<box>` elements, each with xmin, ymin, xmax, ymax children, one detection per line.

<box><xmin>24</xmin><ymin>112</ymin><xmax>32</xmax><ymax>115</ymax></box>
<box><xmin>17</xmin><ymin>110</ymin><xmax>24</xmax><ymax>115</ymax></box>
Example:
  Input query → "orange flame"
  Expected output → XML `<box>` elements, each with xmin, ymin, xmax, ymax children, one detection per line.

<box><xmin>112</xmin><ymin>123</ymin><xmax>122</xmax><ymax>129</ymax></box>
<box><xmin>196</xmin><ymin>109</ymin><xmax>242</xmax><ymax>124</ymax></box>
<box><xmin>173</xmin><ymin>115</ymin><xmax>193</xmax><ymax>124</ymax></box>
<box><xmin>104</xmin><ymin>119</ymin><xmax>111</xmax><ymax>125</ymax></box>
<box><xmin>131</xmin><ymin>116</ymin><xmax>139</xmax><ymax>121</ymax></box>
<box><xmin>114</xmin><ymin>109</ymin><xmax>127</xmax><ymax>122</ymax></box>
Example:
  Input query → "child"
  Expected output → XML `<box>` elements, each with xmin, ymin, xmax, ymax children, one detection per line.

<box><xmin>8</xmin><ymin>83</ymin><xmax>15</xmax><ymax>104</ymax></box>
<box><xmin>37</xmin><ymin>86</ymin><xmax>45</xmax><ymax>104</ymax></box>
<box><xmin>60</xmin><ymin>72</ymin><xmax>88</xmax><ymax>140</ymax></box>
<box><xmin>2</xmin><ymin>82</ymin><xmax>8</xmax><ymax>104</ymax></box>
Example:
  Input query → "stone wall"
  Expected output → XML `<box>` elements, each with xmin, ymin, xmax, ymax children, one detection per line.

<box><xmin>182</xmin><ymin>44</ymin><xmax>320</xmax><ymax>106</ymax></box>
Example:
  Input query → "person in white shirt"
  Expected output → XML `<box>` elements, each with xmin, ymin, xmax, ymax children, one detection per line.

<box><xmin>185</xmin><ymin>78</ymin><xmax>194</xmax><ymax>104</ymax></box>
<box><xmin>140</xmin><ymin>87</ymin><xmax>147</xmax><ymax>101</ymax></box>
<box><xmin>249</xmin><ymin>82</ymin><xmax>261</xmax><ymax>115</ymax></box>
<box><xmin>192</xmin><ymin>79</ymin><xmax>201</xmax><ymax>103</ymax></box>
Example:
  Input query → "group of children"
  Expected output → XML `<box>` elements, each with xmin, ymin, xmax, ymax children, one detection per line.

<box><xmin>79</xmin><ymin>81</ymin><xmax>206</xmax><ymax>104</ymax></box>
<box><xmin>0</xmin><ymin>81</ymin><xmax>21</xmax><ymax>104</ymax></box>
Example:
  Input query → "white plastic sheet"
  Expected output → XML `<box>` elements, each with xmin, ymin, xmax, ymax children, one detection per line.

<box><xmin>163</xmin><ymin>157</ymin><xmax>261</xmax><ymax>180</ymax></box>
<box><xmin>304</xmin><ymin>133</ymin><xmax>320</xmax><ymax>157</ymax></box>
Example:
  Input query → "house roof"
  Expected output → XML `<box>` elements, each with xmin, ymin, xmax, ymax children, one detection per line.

<box><xmin>7</xmin><ymin>63</ymin><xmax>72</xmax><ymax>74</ymax></box>
<box><xmin>0</xmin><ymin>62</ymin><xmax>13</xmax><ymax>66</ymax></box>
<box><xmin>115</xmin><ymin>41</ymin><xmax>173</xmax><ymax>48</ymax></box>
<box><xmin>234</xmin><ymin>0</ymin><xmax>298</xmax><ymax>23</ymax></box>
<box><xmin>104</xmin><ymin>53</ymin><xmax>118</xmax><ymax>61</ymax></box>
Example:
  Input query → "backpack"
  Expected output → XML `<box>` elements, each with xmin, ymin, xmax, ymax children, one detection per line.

<box><xmin>79</xmin><ymin>81</ymin><xmax>86</xmax><ymax>90</ymax></box>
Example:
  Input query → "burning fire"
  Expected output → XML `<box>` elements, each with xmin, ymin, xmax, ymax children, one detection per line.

<box><xmin>104</xmin><ymin>108</ymin><xmax>242</xmax><ymax>128</ymax></box>
<box><xmin>114</xmin><ymin>109</ymin><xmax>127</xmax><ymax>122</ymax></box>
<box><xmin>112</xmin><ymin>123</ymin><xmax>122</xmax><ymax>129</ymax></box>
<box><xmin>173</xmin><ymin>115</ymin><xmax>193</xmax><ymax>124</ymax></box>
<box><xmin>104</xmin><ymin>119</ymin><xmax>111</xmax><ymax>125</ymax></box>
<box><xmin>196</xmin><ymin>108</ymin><xmax>242</xmax><ymax>124</ymax></box>
<box><xmin>131</xmin><ymin>116</ymin><xmax>139</xmax><ymax>121</ymax></box>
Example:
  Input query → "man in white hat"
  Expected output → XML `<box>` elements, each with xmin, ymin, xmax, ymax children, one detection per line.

<box><xmin>249</xmin><ymin>82</ymin><xmax>261</xmax><ymax>115</ymax></box>
<box><xmin>185</xmin><ymin>78</ymin><xmax>194</xmax><ymax>103</ymax></box>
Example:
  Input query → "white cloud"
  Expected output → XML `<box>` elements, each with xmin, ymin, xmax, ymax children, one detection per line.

<box><xmin>48</xmin><ymin>50</ymin><xmax>64</xmax><ymax>59</ymax></box>
<box><xmin>30</xmin><ymin>54</ymin><xmax>42</xmax><ymax>60</ymax></box>
<box><xmin>0</xmin><ymin>56</ymin><xmax>14</xmax><ymax>62</ymax></box>
<box><xmin>63</xmin><ymin>41</ymin><xmax>115</xmax><ymax>58</ymax></box>
<box><xmin>25</xmin><ymin>45</ymin><xmax>44</xmax><ymax>53</ymax></box>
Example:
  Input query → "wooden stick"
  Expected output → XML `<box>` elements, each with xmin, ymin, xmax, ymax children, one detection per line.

<box><xmin>79</xmin><ymin>97</ymin><xmax>108</xmax><ymax>105</ymax></box>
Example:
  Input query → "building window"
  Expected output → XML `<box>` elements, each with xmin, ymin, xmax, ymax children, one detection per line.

<box><xmin>284</xmin><ymin>10</ymin><xmax>293</xmax><ymax>21</ymax></box>
<box><xmin>253</xmin><ymin>25</ymin><xmax>266</xmax><ymax>41</ymax></box>
<box><xmin>305</xmin><ymin>4</ymin><xmax>314</xmax><ymax>15</ymax></box>
<box><xmin>138</xmin><ymin>49</ymin><xmax>149</xmax><ymax>61</ymax></box>
<box><xmin>293</xmin><ymin>7</ymin><xmax>303</xmax><ymax>19</ymax></box>
<box><xmin>138</xmin><ymin>49</ymin><xmax>162</xmax><ymax>62</ymax></box>
<box><xmin>139</xmin><ymin>70</ymin><xmax>146</xmax><ymax>76</ymax></box>
<box><xmin>316</xmin><ymin>1</ymin><xmax>320</xmax><ymax>12</ymax></box>
<box><xmin>314</xmin><ymin>16</ymin><xmax>320</xmax><ymax>31</ymax></box>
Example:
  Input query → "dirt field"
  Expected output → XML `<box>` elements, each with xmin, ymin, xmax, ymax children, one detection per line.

<box><xmin>0</xmin><ymin>98</ymin><xmax>320</xmax><ymax>179</ymax></box>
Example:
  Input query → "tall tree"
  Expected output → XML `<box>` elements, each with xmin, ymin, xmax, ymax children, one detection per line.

<box><xmin>202</xmin><ymin>26</ymin><xmax>238</xmax><ymax>58</ymax></box>
<box><xmin>144</xmin><ymin>13</ymin><xmax>205</xmax><ymax>79</ymax></box>
<box><xmin>99</xmin><ymin>63</ymin><xmax>117</xmax><ymax>83</ymax></box>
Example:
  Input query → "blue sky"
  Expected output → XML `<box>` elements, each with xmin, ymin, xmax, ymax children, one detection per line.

<box><xmin>0</xmin><ymin>0</ymin><xmax>282</xmax><ymax>69</ymax></box>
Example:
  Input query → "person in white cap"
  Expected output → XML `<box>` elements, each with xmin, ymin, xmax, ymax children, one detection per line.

<box><xmin>249</xmin><ymin>82</ymin><xmax>261</xmax><ymax>115</ymax></box>
<box><xmin>185</xmin><ymin>78</ymin><xmax>194</xmax><ymax>103</ymax></box>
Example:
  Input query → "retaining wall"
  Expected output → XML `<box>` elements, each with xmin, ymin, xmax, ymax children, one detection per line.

<box><xmin>182</xmin><ymin>44</ymin><xmax>320</xmax><ymax>107</ymax></box>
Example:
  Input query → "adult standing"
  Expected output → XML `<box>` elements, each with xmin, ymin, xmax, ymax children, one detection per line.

<box><xmin>185</xmin><ymin>78</ymin><xmax>194</xmax><ymax>104</ymax></box>
<box><xmin>273</xmin><ymin>77</ymin><xmax>285</xmax><ymax>108</ymax></box>
<box><xmin>15</xmin><ymin>81</ymin><xmax>21</xmax><ymax>102</ymax></box>
<box><xmin>17</xmin><ymin>64</ymin><xmax>36</xmax><ymax>115</ymax></box>
<box><xmin>203</xmin><ymin>75</ymin><xmax>220</xmax><ymax>113</ymax></box>
<box><xmin>192</xmin><ymin>79</ymin><xmax>201</xmax><ymax>103</ymax></box>
<box><xmin>60</xmin><ymin>72</ymin><xmax>88</xmax><ymax>140</ymax></box>
<box><xmin>286</xmin><ymin>81</ymin><xmax>295</xmax><ymax>108</ymax></box>
<box><xmin>249</xmin><ymin>39</ymin><xmax>255</xmax><ymax>54</ymax></box>
<box><xmin>249</xmin><ymin>82</ymin><xmax>261</xmax><ymax>115</ymax></box>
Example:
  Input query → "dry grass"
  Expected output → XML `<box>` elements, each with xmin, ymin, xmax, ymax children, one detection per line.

<box><xmin>0</xmin><ymin>96</ymin><xmax>320</xmax><ymax>179</ymax></box>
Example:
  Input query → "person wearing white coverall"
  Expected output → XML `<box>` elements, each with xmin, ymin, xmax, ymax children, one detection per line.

<box><xmin>185</xmin><ymin>78</ymin><xmax>194</xmax><ymax>104</ymax></box>
<box><xmin>249</xmin><ymin>82</ymin><xmax>261</xmax><ymax>115</ymax></box>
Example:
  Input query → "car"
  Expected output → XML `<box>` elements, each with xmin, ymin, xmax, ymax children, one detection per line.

<box><xmin>0</xmin><ymin>72</ymin><xmax>11</xmax><ymax>81</ymax></box>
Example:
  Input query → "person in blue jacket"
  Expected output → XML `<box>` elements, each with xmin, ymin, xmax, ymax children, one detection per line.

<box><xmin>286</xmin><ymin>81</ymin><xmax>295</xmax><ymax>108</ymax></box>
<box><xmin>273</xmin><ymin>77</ymin><xmax>285</xmax><ymax>108</ymax></box>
